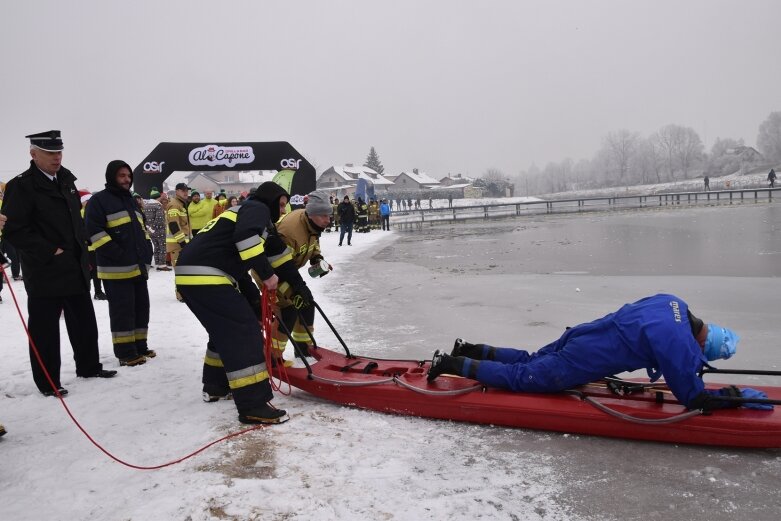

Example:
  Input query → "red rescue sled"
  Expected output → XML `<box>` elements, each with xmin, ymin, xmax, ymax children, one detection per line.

<box><xmin>279</xmin><ymin>346</ymin><xmax>781</xmax><ymax>448</ymax></box>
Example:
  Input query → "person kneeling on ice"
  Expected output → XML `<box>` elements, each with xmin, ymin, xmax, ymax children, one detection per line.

<box><xmin>428</xmin><ymin>293</ymin><xmax>773</xmax><ymax>411</ymax></box>
<box><xmin>175</xmin><ymin>182</ymin><xmax>291</xmax><ymax>425</ymax></box>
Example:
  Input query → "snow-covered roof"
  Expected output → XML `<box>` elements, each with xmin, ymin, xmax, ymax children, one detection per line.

<box><xmin>324</xmin><ymin>164</ymin><xmax>395</xmax><ymax>185</ymax></box>
<box><xmin>398</xmin><ymin>169</ymin><xmax>441</xmax><ymax>185</ymax></box>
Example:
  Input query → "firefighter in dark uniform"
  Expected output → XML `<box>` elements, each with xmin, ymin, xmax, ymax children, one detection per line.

<box><xmin>175</xmin><ymin>182</ymin><xmax>290</xmax><ymax>425</ymax></box>
<box><xmin>85</xmin><ymin>160</ymin><xmax>155</xmax><ymax>368</ymax></box>
<box><xmin>0</xmin><ymin>130</ymin><xmax>117</xmax><ymax>396</ymax></box>
<box><xmin>260</xmin><ymin>192</ymin><xmax>330</xmax><ymax>363</ymax></box>
<box><xmin>167</xmin><ymin>183</ymin><xmax>191</xmax><ymax>301</ymax></box>
<box><xmin>356</xmin><ymin>196</ymin><xmax>369</xmax><ymax>232</ymax></box>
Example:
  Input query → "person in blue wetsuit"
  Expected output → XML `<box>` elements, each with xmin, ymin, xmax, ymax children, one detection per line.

<box><xmin>427</xmin><ymin>294</ymin><xmax>773</xmax><ymax>411</ymax></box>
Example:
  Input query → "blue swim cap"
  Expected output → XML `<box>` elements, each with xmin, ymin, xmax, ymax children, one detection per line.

<box><xmin>704</xmin><ymin>323</ymin><xmax>739</xmax><ymax>361</ymax></box>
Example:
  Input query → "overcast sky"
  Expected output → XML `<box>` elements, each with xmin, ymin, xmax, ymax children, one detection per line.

<box><xmin>1</xmin><ymin>0</ymin><xmax>779</xmax><ymax>190</ymax></box>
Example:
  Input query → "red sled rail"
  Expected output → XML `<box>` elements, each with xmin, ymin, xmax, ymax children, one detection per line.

<box><xmin>279</xmin><ymin>347</ymin><xmax>781</xmax><ymax>449</ymax></box>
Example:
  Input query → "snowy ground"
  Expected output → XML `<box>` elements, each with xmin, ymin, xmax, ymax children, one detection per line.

<box><xmin>2</xmin><ymin>200</ymin><xmax>780</xmax><ymax>520</ymax></box>
<box><xmin>1</xmin><ymin>228</ymin><xmax>575</xmax><ymax>521</ymax></box>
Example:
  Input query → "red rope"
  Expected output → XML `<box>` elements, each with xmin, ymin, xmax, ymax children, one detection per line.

<box><xmin>262</xmin><ymin>288</ymin><xmax>291</xmax><ymax>395</ymax></box>
<box><xmin>0</xmin><ymin>265</ymin><xmax>267</xmax><ymax>470</ymax></box>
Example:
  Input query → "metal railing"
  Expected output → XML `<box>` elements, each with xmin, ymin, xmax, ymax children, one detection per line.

<box><xmin>390</xmin><ymin>187</ymin><xmax>781</xmax><ymax>226</ymax></box>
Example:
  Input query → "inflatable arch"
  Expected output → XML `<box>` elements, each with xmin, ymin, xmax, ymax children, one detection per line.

<box><xmin>132</xmin><ymin>141</ymin><xmax>316</xmax><ymax>206</ymax></box>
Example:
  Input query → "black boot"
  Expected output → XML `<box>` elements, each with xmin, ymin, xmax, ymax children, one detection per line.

<box><xmin>238</xmin><ymin>403</ymin><xmax>290</xmax><ymax>424</ymax></box>
<box><xmin>451</xmin><ymin>338</ymin><xmax>495</xmax><ymax>360</ymax></box>
<box><xmin>427</xmin><ymin>350</ymin><xmax>467</xmax><ymax>382</ymax></box>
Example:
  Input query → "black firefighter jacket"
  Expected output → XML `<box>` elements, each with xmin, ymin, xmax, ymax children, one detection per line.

<box><xmin>1</xmin><ymin>162</ymin><xmax>91</xmax><ymax>297</ymax></box>
<box><xmin>85</xmin><ymin>185</ymin><xmax>153</xmax><ymax>280</ymax></box>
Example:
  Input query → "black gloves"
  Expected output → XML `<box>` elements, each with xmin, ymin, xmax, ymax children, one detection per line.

<box><xmin>291</xmin><ymin>284</ymin><xmax>313</xmax><ymax>309</ymax></box>
<box><xmin>690</xmin><ymin>386</ymin><xmax>743</xmax><ymax>411</ymax></box>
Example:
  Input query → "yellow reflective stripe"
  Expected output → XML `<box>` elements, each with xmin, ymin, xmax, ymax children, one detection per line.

<box><xmin>220</xmin><ymin>210</ymin><xmax>238</xmax><ymax>222</ymax></box>
<box><xmin>175</xmin><ymin>275</ymin><xmax>234</xmax><ymax>286</ymax></box>
<box><xmin>105</xmin><ymin>211</ymin><xmax>132</xmax><ymax>228</ymax></box>
<box><xmin>269</xmin><ymin>249</ymin><xmax>294</xmax><ymax>268</ymax></box>
<box><xmin>91</xmin><ymin>234</ymin><xmax>113</xmax><ymax>249</ymax></box>
<box><xmin>291</xmin><ymin>331</ymin><xmax>312</xmax><ymax>342</ymax></box>
<box><xmin>167</xmin><ymin>209</ymin><xmax>187</xmax><ymax>218</ymax></box>
<box><xmin>239</xmin><ymin>241</ymin><xmax>265</xmax><ymax>261</ymax></box>
<box><xmin>97</xmin><ymin>266</ymin><xmax>142</xmax><ymax>279</ymax></box>
<box><xmin>98</xmin><ymin>270</ymin><xmax>142</xmax><ymax>280</ymax></box>
<box><xmin>107</xmin><ymin>217</ymin><xmax>131</xmax><ymax>228</ymax></box>
<box><xmin>134</xmin><ymin>329</ymin><xmax>148</xmax><ymax>340</ymax></box>
<box><xmin>112</xmin><ymin>331</ymin><xmax>136</xmax><ymax>344</ymax></box>
<box><xmin>204</xmin><ymin>355</ymin><xmax>224</xmax><ymax>368</ymax></box>
<box><xmin>278</xmin><ymin>281</ymin><xmax>291</xmax><ymax>294</ymax></box>
<box><xmin>228</xmin><ymin>370</ymin><xmax>270</xmax><ymax>390</ymax></box>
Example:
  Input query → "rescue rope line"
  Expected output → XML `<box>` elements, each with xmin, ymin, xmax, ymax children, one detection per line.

<box><xmin>0</xmin><ymin>265</ymin><xmax>267</xmax><ymax>470</ymax></box>
<box><xmin>262</xmin><ymin>289</ymin><xmax>292</xmax><ymax>395</ymax></box>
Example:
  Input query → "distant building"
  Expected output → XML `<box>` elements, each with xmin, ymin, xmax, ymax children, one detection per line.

<box><xmin>726</xmin><ymin>146</ymin><xmax>764</xmax><ymax>175</ymax></box>
<box><xmin>164</xmin><ymin>170</ymin><xmax>278</xmax><ymax>196</ymax></box>
<box><xmin>726</xmin><ymin>146</ymin><xmax>763</xmax><ymax>162</ymax></box>
<box><xmin>317</xmin><ymin>163</ymin><xmax>394</xmax><ymax>196</ymax></box>
<box><xmin>385</xmin><ymin>168</ymin><xmax>441</xmax><ymax>192</ymax></box>
<box><xmin>439</xmin><ymin>173</ymin><xmax>475</xmax><ymax>187</ymax></box>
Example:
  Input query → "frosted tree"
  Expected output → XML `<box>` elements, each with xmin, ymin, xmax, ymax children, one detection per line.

<box><xmin>757</xmin><ymin>111</ymin><xmax>781</xmax><ymax>163</ymax></box>
<box><xmin>603</xmin><ymin>129</ymin><xmax>640</xmax><ymax>186</ymax></box>
<box><xmin>364</xmin><ymin>147</ymin><xmax>385</xmax><ymax>174</ymax></box>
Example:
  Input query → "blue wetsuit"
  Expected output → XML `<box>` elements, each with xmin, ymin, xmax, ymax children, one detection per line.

<box><xmin>473</xmin><ymin>294</ymin><xmax>708</xmax><ymax>407</ymax></box>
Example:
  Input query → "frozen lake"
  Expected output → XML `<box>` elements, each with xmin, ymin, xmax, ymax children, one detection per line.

<box><xmin>325</xmin><ymin>203</ymin><xmax>781</xmax><ymax>521</ymax></box>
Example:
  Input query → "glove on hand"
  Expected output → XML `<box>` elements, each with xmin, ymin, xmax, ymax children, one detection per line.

<box><xmin>292</xmin><ymin>284</ymin><xmax>313</xmax><ymax>309</ymax></box>
<box><xmin>740</xmin><ymin>387</ymin><xmax>774</xmax><ymax>410</ymax></box>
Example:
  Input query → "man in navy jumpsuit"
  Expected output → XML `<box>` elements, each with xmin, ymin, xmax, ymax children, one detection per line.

<box><xmin>428</xmin><ymin>294</ymin><xmax>772</xmax><ymax>410</ymax></box>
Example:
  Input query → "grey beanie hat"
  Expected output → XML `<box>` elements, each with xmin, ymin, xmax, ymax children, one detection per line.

<box><xmin>306</xmin><ymin>191</ymin><xmax>332</xmax><ymax>216</ymax></box>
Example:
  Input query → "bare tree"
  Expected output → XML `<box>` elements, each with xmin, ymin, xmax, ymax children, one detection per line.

<box><xmin>481</xmin><ymin>167</ymin><xmax>510</xmax><ymax>196</ymax></box>
<box><xmin>603</xmin><ymin>130</ymin><xmax>640</xmax><ymax>186</ymax></box>
<box><xmin>653</xmin><ymin>125</ymin><xmax>680</xmax><ymax>181</ymax></box>
<box><xmin>651</xmin><ymin>124</ymin><xmax>703</xmax><ymax>180</ymax></box>
<box><xmin>632</xmin><ymin>139</ymin><xmax>661</xmax><ymax>185</ymax></box>
<box><xmin>757</xmin><ymin>111</ymin><xmax>781</xmax><ymax>163</ymax></box>
<box><xmin>675</xmin><ymin>126</ymin><xmax>704</xmax><ymax>177</ymax></box>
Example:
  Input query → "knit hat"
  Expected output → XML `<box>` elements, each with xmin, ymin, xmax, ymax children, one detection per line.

<box><xmin>305</xmin><ymin>191</ymin><xmax>332</xmax><ymax>216</ymax></box>
<box><xmin>149</xmin><ymin>186</ymin><xmax>161</xmax><ymax>199</ymax></box>
<box><xmin>704</xmin><ymin>323</ymin><xmax>739</xmax><ymax>361</ymax></box>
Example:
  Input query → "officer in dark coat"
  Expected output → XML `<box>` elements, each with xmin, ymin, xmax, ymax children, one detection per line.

<box><xmin>0</xmin><ymin>130</ymin><xmax>117</xmax><ymax>396</ymax></box>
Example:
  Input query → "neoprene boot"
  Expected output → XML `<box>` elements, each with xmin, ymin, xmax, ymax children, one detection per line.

<box><xmin>451</xmin><ymin>338</ymin><xmax>497</xmax><ymax>360</ymax></box>
<box><xmin>427</xmin><ymin>350</ymin><xmax>467</xmax><ymax>382</ymax></box>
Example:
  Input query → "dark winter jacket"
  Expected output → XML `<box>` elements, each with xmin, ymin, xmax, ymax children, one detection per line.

<box><xmin>337</xmin><ymin>201</ymin><xmax>355</xmax><ymax>224</ymax></box>
<box><xmin>0</xmin><ymin>161</ymin><xmax>91</xmax><ymax>297</ymax></box>
<box><xmin>85</xmin><ymin>160</ymin><xmax>153</xmax><ymax>280</ymax></box>
<box><xmin>176</xmin><ymin>200</ymin><xmax>276</xmax><ymax>283</ymax></box>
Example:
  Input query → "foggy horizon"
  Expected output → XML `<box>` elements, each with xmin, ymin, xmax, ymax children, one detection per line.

<box><xmin>1</xmin><ymin>0</ymin><xmax>779</xmax><ymax>190</ymax></box>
